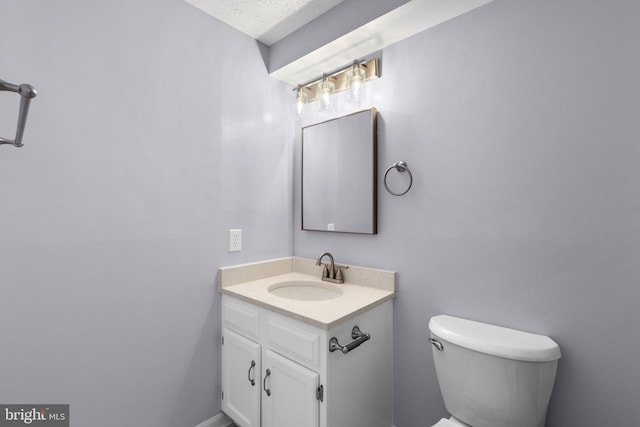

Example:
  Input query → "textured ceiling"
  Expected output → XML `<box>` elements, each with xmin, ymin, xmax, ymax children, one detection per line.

<box><xmin>184</xmin><ymin>0</ymin><xmax>345</xmax><ymax>45</ymax></box>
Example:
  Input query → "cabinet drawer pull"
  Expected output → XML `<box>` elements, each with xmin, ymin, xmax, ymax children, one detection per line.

<box><xmin>247</xmin><ymin>360</ymin><xmax>256</xmax><ymax>386</ymax></box>
<box><xmin>329</xmin><ymin>326</ymin><xmax>371</xmax><ymax>354</ymax></box>
<box><xmin>263</xmin><ymin>369</ymin><xmax>272</xmax><ymax>396</ymax></box>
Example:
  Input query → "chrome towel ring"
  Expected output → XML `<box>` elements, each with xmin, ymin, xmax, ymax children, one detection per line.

<box><xmin>383</xmin><ymin>161</ymin><xmax>413</xmax><ymax>196</ymax></box>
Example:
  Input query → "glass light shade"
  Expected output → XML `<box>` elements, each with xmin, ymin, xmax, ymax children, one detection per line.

<box><xmin>296</xmin><ymin>88</ymin><xmax>308</xmax><ymax>120</ymax></box>
<box><xmin>317</xmin><ymin>77</ymin><xmax>335</xmax><ymax>112</ymax></box>
<box><xmin>347</xmin><ymin>64</ymin><xmax>366</xmax><ymax>104</ymax></box>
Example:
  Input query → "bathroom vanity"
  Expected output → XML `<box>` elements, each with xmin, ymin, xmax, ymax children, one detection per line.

<box><xmin>219</xmin><ymin>257</ymin><xmax>395</xmax><ymax>427</ymax></box>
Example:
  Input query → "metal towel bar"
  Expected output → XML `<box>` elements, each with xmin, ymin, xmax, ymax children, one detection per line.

<box><xmin>329</xmin><ymin>326</ymin><xmax>371</xmax><ymax>354</ymax></box>
<box><xmin>0</xmin><ymin>78</ymin><xmax>37</xmax><ymax>147</ymax></box>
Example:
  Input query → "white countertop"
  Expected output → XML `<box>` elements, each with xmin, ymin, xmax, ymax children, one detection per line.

<box><xmin>220</xmin><ymin>270</ymin><xmax>395</xmax><ymax>329</ymax></box>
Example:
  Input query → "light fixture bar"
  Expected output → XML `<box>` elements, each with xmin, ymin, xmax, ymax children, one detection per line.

<box><xmin>296</xmin><ymin>58</ymin><xmax>380</xmax><ymax>103</ymax></box>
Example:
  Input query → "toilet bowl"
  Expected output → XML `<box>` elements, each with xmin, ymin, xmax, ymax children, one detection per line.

<box><xmin>428</xmin><ymin>315</ymin><xmax>561</xmax><ymax>427</ymax></box>
<box><xmin>432</xmin><ymin>417</ymin><xmax>470</xmax><ymax>427</ymax></box>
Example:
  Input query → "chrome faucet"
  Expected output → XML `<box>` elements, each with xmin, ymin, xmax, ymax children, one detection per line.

<box><xmin>315</xmin><ymin>252</ymin><xmax>348</xmax><ymax>284</ymax></box>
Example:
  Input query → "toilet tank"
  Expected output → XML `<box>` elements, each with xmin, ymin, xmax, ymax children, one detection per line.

<box><xmin>428</xmin><ymin>315</ymin><xmax>561</xmax><ymax>427</ymax></box>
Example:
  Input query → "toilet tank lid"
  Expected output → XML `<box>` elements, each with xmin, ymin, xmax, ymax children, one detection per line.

<box><xmin>429</xmin><ymin>315</ymin><xmax>561</xmax><ymax>362</ymax></box>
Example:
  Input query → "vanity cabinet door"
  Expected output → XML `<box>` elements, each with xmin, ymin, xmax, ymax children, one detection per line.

<box><xmin>222</xmin><ymin>328</ymin><xmax>261</xmax><ymax>427</ymax></box>
<box><xmin>262</xmin><ymin>349</ymin><xmax>319</xmax><ymax>427</ymax></box>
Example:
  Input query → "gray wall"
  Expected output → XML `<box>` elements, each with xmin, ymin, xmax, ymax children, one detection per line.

<box><xmin>294</xmin><ymin>0</ymin><xmax>640</xmax><ymax>425</ymax></box>
<box><xmin>0</xmin><ymin>0</ymin><xmax>292</xmax><ymax>426</ymax></box>
<box><xmin>3</xmin><ymin>0</ymin><xmax>640</xmax><ymax>426</ymax></box>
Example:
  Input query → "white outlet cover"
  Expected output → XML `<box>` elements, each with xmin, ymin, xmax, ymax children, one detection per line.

<box><xmin>229</xmin><ymin>229</ymin><xmax>242</xmax><ymax>252</ymax></box>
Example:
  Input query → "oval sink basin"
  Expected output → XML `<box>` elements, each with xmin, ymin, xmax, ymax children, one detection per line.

<box><xmin>268</xmin><ymin>281</ymin><xmax>343</xmax><ymax>301</ymax></box>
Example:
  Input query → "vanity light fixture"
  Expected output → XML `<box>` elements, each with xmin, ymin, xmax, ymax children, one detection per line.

<box><xmin>294</xmin><ymin>58</ymin><xmax>380</xmax><ymax>118</ymax></box>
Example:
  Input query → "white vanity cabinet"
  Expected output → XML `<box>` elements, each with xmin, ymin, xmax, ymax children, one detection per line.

<box><xmin>221</xmin><ymin>294</ymin><xmax>393</xmax><ymax>427</ymax></box>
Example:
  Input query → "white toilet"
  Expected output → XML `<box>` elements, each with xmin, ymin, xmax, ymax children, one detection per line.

<box><xmin>428</xmin><ymin>315</ymin><xmax>561</xmax><ymax>427</ymax></box>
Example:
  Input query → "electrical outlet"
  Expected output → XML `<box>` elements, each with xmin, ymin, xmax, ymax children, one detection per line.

<box><xmin>228</xmin><ymin>229</ymin><xmax>242</xmax><ymax>252</ymax></box>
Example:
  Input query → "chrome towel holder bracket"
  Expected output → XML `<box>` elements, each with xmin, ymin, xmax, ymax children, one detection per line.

<box><xmin>329</xmin><ymin>326</ymin><xmax>371</xmax><ymax>354</ymax></box>
<box><xmin>0</xmin><ymin>78</ymin><xmax>37</xmax><ymax>148</ymax></box>
<box><xmin>383</xmin><ymin>161</ymin><xmax>413</xmax><ymax>196</ymax></box>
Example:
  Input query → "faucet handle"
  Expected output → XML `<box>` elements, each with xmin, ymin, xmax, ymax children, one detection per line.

<box><xmin>335</xmin><ymin>265</ymin><xmax>349</xmax><ymax>282</ymax></box>
<box><xmin>321</xmin><ymin>264</ymin><xmax>329</xmax><ymax>278</ymax></box>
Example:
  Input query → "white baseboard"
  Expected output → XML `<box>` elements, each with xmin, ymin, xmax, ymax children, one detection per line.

<box><xmin>195</xmin><ymin>412</ymin><xmax>234</xmax><ymax>427</ymax></box>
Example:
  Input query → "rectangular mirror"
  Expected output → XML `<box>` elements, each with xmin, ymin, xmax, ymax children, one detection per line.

<box><xmin>301</xmin><ymin>108</ymin><xmax>377</xmax><ymax>234</ymax></box>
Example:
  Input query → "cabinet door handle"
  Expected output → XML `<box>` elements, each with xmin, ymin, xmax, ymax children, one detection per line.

<box><xmin>247</xmin><ymin>360</ymin><xmax>256</xmax><ymax>386</ymax></box>
<box><xmin>263</xmin><ymin>369</ymin><xmax>272</xmax><ymax>396</ymax></box>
